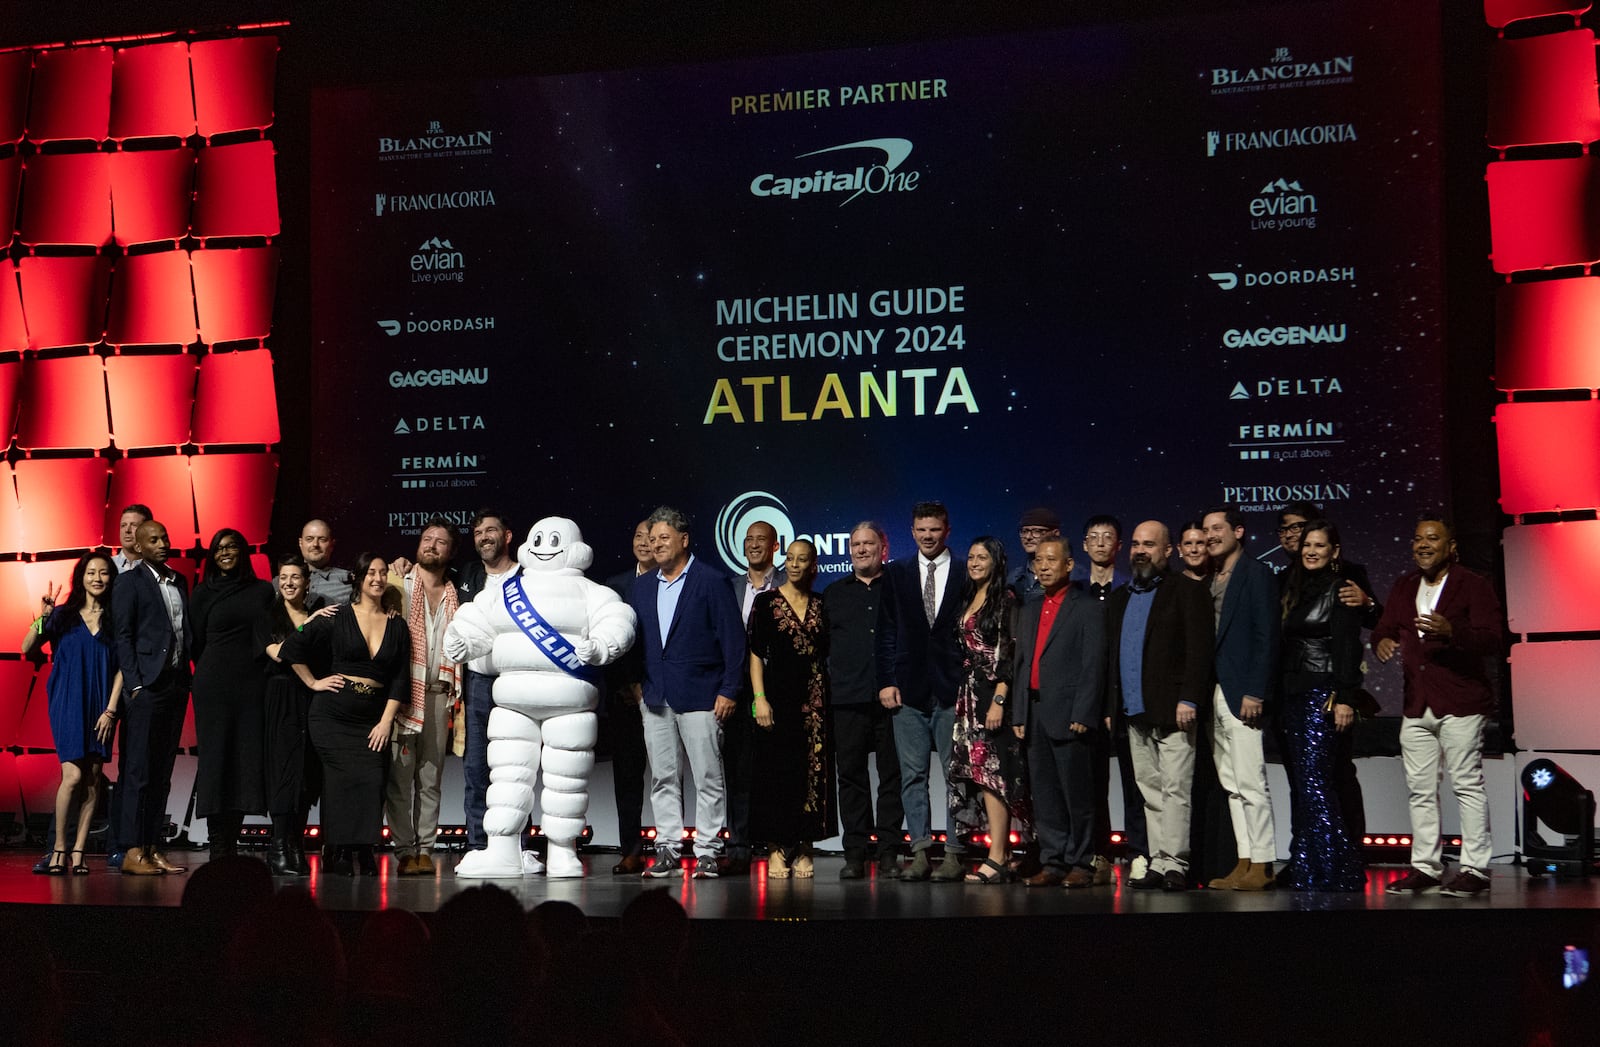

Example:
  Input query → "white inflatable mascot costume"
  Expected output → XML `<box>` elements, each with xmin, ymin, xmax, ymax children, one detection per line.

<box><xmin>443</xmin><ymin>517</ymin><xmax>636</xmax><ymax>877</ymax></box>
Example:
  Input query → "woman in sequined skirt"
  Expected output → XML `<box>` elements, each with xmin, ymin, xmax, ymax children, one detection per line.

<box><xmin>1278</xmin><ymin>520</ymin><xmax>1367</xmax><ymax>891</ymax></box>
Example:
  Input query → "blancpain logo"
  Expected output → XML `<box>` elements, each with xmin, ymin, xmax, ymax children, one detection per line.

<box><xmin>1229</xmin><ymin>377</ymin><xmax>1344</xmax><ymax>400</ymax></box>
<box><xmin>379</xmin><ymin>119</ymin><xmax>494</xmax><ymax>160</ymax></box>
<box><xmin>750</xmin><ymin>138</ymin><xmax>921</xmax><ymax>206</ymax></box>
<box><xmin>1207</xmin><ymin>267</ymin><xmax>1356</xmax><ymax>291</ymax></box>
<box><xmin>1206</xmin><ymin>124</ymin><xmax>1356</xmax><ymax>156</ymax></box>
<box><xmin>1209</xmin><ymin>47</ymin><xmax>1354</xmax><ymax>96</ymax></box>
<box><xmin>376</xmin><ymin>317</ymin><xmax>495</xmax><ymax>336</ymax></box>
<box><xmin>1223</xmin><ymin>324</ymin><xmax>1346</xmax><ymax>348</ymax></box>
<box><xmin>393</xmin><ymin>416</ymin><xmax>486</xmax><ymax>436</ymax></box>
<box><xmin>388</xmin><ymin>368</ymin><xmax>489</xmax><ymax>388</ymax></box>
<box><xmin>411</xmin><ymin>237</ymin><xmax>464</xmax><ymax>283</ymax></box>
<box><xmin>1250</xmin><ymin>178</ymin><xmax>1318</xmax><ymax>231</ymax></box>
<box><xmin>374</xmin><ymin>189</ymin><xmax>496</xmax><ymax>216</ymax></box>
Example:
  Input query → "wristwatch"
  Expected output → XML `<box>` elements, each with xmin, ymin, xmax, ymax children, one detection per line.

<box><xmin>993</xmin><ymin>692</ymin><xmax>1006</xmax><ymax>707</ymax></box>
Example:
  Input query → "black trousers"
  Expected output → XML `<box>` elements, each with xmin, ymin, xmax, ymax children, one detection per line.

<box><xmin>1030</xmin><ymin>725</ymin><xmax>1098</xmax><ymax>873</ymax></box>
<box><xmin>1095</xmin><ymin>719</ymin><xmax>1148</xmax><ymax>857</ymax></box>
<box><xmin>117</xmin><ymin>672</ymin><xmax>188</xmax><ymax>851</ymax></box>
<box><xmin>722</xmin><ymin>703</ymin><xmax>755</xmax><ymax>857</ymax></box>
<box><xmin>606</xmin><ymin>693</ymin><xmax>649</xmax><ymax>857</ymax></box>
<box><xmin>831</xmin><ymin>702</ymin><xmax>903</xmax><ymax>856</ymax></box>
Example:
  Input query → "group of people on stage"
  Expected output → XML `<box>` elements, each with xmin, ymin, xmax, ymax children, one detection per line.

<box><xmin>26</xmin><ymin>495</ymin><xmax>1502</xmax><ymax>897</ymax></box>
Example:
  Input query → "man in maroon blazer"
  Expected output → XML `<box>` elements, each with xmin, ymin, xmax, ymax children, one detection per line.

<box><xmin>1371</xmin><ymin>514</ymin><xmax>1503</xmax><ymax>898</ymax></box>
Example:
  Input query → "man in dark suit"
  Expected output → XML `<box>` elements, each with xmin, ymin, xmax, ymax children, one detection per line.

<box><xmin>1202</xmin><ymin>506</ymin><xmax>1281</xmax><ymax>891</ymax></box>
<box><xmin>1013</xmin><ymin>539</ymin><xmax>1106</xmax><ymax>887</ymax></box>
<box><xmin>111</xmin><ymin>519</ymin><xmax>192</xmax><ymax>876</ymax></box>
<box><xmin>628</xmin><ymin>506</ymin><xmax>746</xmax><ymax>880</ymax></box>
<box><xmin>603</xmin><ymin>519</ymin><xmax>654</xmax><ymax>875</ymax></box>
<box><xmin>876</xmin><ymin>500</ymin><xmax>966</xmax><ymax>881</ymax></box>
<box><xmin>723</xmin><ymin>519</ymin><xmax>781</xmax><ymax>876</ymax></box>
<box><xmin>1107</xmin><ymin>521</ymin><xmax>1215</xmax><ymax>890</ymax></box>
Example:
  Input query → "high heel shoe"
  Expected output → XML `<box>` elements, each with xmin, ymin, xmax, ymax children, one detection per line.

<box><xmin>792</xmin><ymin>850</ymin><xmax>815</xmax><ymax>879</ymax></box>
<box><xmin>766</xmin><ymin>845</ymin><xmax>790</xmax><ymax>879</ymax></box>
<box><xmin>38</xmin><ymin>850</ymin><xmax>67</xmax><ymax>875</ymax></box>
<box><xmin>69</xmin><ymin>849</ymin><xmax>90</xmax><ymax>875</ymax></box>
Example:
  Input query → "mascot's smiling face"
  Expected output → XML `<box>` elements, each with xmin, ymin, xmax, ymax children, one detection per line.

<box><xmin>519</xmin><ymin>517</ymin><xmax>594</xmax><ymax>575</ymax></box>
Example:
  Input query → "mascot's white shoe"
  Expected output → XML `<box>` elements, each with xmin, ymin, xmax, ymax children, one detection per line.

<box><xmin>520</xmin><ymin>849</ymin><xmax>546</xmax><ymax>876</ymax></box>
<box><xmin>454</xmin><ymin>837</ymin><xmax>525</xmax><ymax>878</ymax></box>
<box><xmin>544</xmin><ymin>841</ymin><xmax>583</xmax><ymax>878</ymax></box>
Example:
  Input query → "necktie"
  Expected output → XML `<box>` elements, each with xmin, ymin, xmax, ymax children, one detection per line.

<box><xmin>923</xmin><ymin>559</ymin><xmax>937</xmax><ymax>625</ymax></box>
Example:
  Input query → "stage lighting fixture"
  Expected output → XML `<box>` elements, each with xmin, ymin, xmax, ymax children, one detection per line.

<box><xmin>1521</xmin><ymin>758</ymin><xmax>1596</xmax><ymax>877</ymax></box>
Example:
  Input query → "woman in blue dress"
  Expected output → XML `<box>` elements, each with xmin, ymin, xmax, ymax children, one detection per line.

<box><xmin>21</xmin><ymin>554</ymin><xmax>123</xmax><ymax>875</ymax></box>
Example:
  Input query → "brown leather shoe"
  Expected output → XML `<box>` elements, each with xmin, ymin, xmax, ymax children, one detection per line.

<box><xmin>120</xmin><ymin>847</ymin><xmax>164</xmax><ymax>876</ymax></box>
<box><xmin>1233</xmin><ymin>861</ymin><xmax>1275</xmax><ymax>891</ymax></box>
<box><xmin>1207</xmin><ymin>858</ymin><xmax>1250</xmax><ymax>890</ymax></box>
<box><xmin>414</xmin><ymin>852</ymin><xmax>435</xmax><ymax>874</ymax></box>
<box><xmin>612</xmin><ymin>854</ymin><xmax>647</xmax><ymax>875</ymax></box>
<box><xmin>1063</xmin><ymin>867</ymin><xmax>1096</xmax><ymax>888</ymax></box>
<box><xmin>396</xmin><ymin>854</ymin><xmax>420</xmax><ymax>876</ymax></box>
<box><xmin>1023</xmin><ymin>868</ymin><xmax>1066</xmax><ymax>887</ymax></box>
<box><xmin>1092</xmin><ymin>854</ymin><xmax>1113</xmax><ymax>886</ymax></box>
<box><xmin>148</xmin><ymin>851</ymin><xmax>187</xmax><ymax>874</ymax></box>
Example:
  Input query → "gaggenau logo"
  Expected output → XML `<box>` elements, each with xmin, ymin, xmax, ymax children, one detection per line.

<box><xmin>750</xmin><ymin>138</ymin><xmax>920</xmax><ymax>206</ymax></box>
<box><xmin>1223</xmin><ymin>324</ymin><xmax>1346</xmax><ymax>348</ymax></box>
<box><xmin>388</xmin><ymin>368</ymin><xmax>490</xmax><ymax>388</ymax></box>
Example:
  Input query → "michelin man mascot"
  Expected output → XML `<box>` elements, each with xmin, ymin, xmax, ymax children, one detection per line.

<box><xmin>443</xmin><ymin>517</ymin><xmax>636</xmax><ymax>877</ymax></box>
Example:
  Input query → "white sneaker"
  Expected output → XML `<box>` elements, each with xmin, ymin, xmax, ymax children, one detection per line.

<box><xmin>1129</xmin><ymin>854</ymin><xmax>1150</xmax><ymax>882</ymax></box>
<box><xmin>520</xmin><ymin>849</ymin><xmax>546</xmax><ymax>876</ymax></box>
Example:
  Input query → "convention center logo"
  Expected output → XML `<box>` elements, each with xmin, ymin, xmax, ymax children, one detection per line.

<box><xmin>749</xmin><ymin>138</ymin><xmax>921</xmax><ymax>206</ymax></box>
<box><xmin>1208</xmin><ymin>46</ymin><xmax>1354</xmax><ymax>96</ymax></box>
<box><xmin>374</xmin><ymin>189</ymin><xmax>496</xmax><ymax>216</ymax></box>
<box><xmin>1206</xmin><ymin>265</ymin><xmax>1356</xmax><ymax>291</ymax></box>
<box><xmin>713</xmin><ymin>490</ymin><xmax>853</xmax><ymax>575</ymax></box>
<box><xmin>378</xmin><ymin>119</ymin><xmax>494</xmax><ymax>161</ymax></box>
<box><xmin>1205</xmin><ymin>123</ymin><xmax>1356</xmax><ymax>157</ymax></box>
<box><xmin>1228</xmin><ymin>376</ymin><xmax>1344</xmax><ymax>400</ymax></box>
<box><xmin>1222</xmin><ymin>323</ymin><xmax>1346</xmax><ymax>348</ymax></box>
<box><xmin>1249</xmin><ymin>178</ymin><xmax>1318</xmax><ymax>232</ymax></box>
<box><xmin>410</xmin><ymin>236</ymin><xmax>465</xmax><ymax>284</ymax></box>
<box><xmin>376</xmin><ymin>316</ymin><xmax>495</xmax><ymax>336</ymax></box>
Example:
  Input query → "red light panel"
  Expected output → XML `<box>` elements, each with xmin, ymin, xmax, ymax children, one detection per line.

<box><xmin>14</xmin><ymin>458</ymin><xmax>110</xmax><ymax>552</ymax></box>
<box><xmin>1510</xmin><ymin>640</ymin><xmax>1600</xmax><ymax>749</ymax></box>
<box><xmin>193</xmin><ymin>350</ymin><xmax>278</xmax><ymax>445</ymax></box>
<box><xmin>0</xmin><ymin>50</ymin><xmax>28</xmax><ymax>146</ymax></box>
<box><xmin>105</xmin><ymin>454</ymin><xmax>196</xmax><ymax>549</ymax></box>
<box><xmin>191</xmin><ymin>36</ymin><xmax>278</xmax><ymax>137</ymax></box>
<box><xmin>0</xmin><ymin>154</ymin><xmax>19</xmax><ymax>249</ymax></box>
<box><xmin>109</xmin><ymin>148</ymin><xmax>196</xmax><ymax>247</ymax></box>
<box><xmin>107</xmin><ymin>250</ymin><xmax>196</xmax><ymax>346</ymax></box>
<box><xmin>0</xmin><ymin>661</ymin><xmax>34</xmax><ymax>744</ymax></box>
<box><xmin>0</xmin><ymin>462</ymin><xmax>23</xmax><ymax>549</ymax></box>
<box><xmin>192</xmin><ymin>140</ymin><xmax>279</xmax><ymax>240</ymax></box>
<box><xmin>16</xmin><ymin>753</ymin><xmax>61</xmax><ymax>811</ymax></box>
<box><xmin>1496</xmin><ymin>401</ymin><xmax>1600</xmax><ymax>514</ymax></box>
<box><xmin>28</xmin><ymin>46</ymin><xmax>113</xmax><ymax>143</ymax></box>
<box><xmin>18</xmin><ymin>255</ymin><xmax>112</xmax><ymax>350</ymax></box>
<box><xmin>191</xmin><ymin>451</ymin><xmax>275</xmax><ymax>545</ymax></box>
<box><xmin>1504</xmin><ymin>519</ymin><xmax>1600</xmax><ymax>633</ymax></box>
<box><xmin>1487</xmin><ymin>31</ymin><xmax>1600</xmax><ymax>149</ymax></box>
<box><xmin>0</xmin><ymin>753</ymin><xmax>17</xmax><ymax>812</ymax></box>
<box><xmin>0</xmin><ymin>564</ymin><xmax>30</xmax><ymax>653</ymax></box>
<box><xmin>1486</xmin><ymin>157</ymin><xmax>1600</xmax><ymax>273</ymax></box>
<box><xmin>20</xmin><ymin>562</ymin><xmax>74</xmax><ymax>627</ymax></box>
<box><xmin>1485</xmin><ymin>1</ymin><xmax>1594</xmax><ymax>29</ymax></box>
<box><xmin>1495</xmin><ymin>277</ymin><xmax>1600</xmax><ymax>391</ymax></box>
<box><xmin>15</xmin><ymin>667</ymin><xmax>52</xmax><ymax>749</ymax></box>
<box><xmin>192</xmin><ymin>246</ymin><xmax>277</xmax><ymax>343</ymax></box>
<box><xmin>0</xmin><ymin>272</ymin><xmax>23</xmax><ymax>352</ymax></box>
<box><xmin>18</xmin><ymin>152</ymin><xmax>112</xmax><ymax>248</ymax></box>
<box><xmin>105</xmin><ymin>353</ymin><xmax>197</xmax><ymax>448</ymax></box>
<box><xmin>15</xmin><ymin>355</ymin><xmax>109</xmax><ymax>450</ymax></box>
<box><xmin>110</xmin><ymin>41</ymin><xmax>195</xmax><ymax>141</ymax></box>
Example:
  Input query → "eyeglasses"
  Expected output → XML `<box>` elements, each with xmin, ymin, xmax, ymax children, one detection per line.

<box><xmin>1276</xmin><ymin>523</ymin><xmax>1306</xmax><ymax>535</ymax></box>
<box><xmin>1083</xmin><ymin>533</ymin><xmax>1118</xmax><ymax>545</ymax></box>
<box><xmin>1019</xmin><ymin>527</ymin><xmax>1055</xmax><ymax>538</ymax></box>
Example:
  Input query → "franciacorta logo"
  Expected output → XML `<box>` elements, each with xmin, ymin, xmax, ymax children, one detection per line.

<box><xmin>749</xmin><ymin>138</ymin><xmax>920</xmax><ymax>206</ymax></box>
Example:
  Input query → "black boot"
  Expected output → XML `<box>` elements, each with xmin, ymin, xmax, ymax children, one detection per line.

<box><xmin>289</xmin><ymin>812</ymin><xmax>310</xmax><ymax>876</ymax></box>
<box><xmin>267</xmin><ymin>816</ymin><xmax>295</xmax><ymax>876</ymax></box>
<box><xmin>354</xmin><ymin>845</ymin><xmax>378</xmax><ymax>877</ymax></box>
<box><xmin>208</xmin><ymin>812</ymin><xmax>241</xmax><ymax>859</ymax></box>
<box><xmin>324</xmin><ymin>846</ymin><xmax>353</xmax><ymax>877</ymax></box>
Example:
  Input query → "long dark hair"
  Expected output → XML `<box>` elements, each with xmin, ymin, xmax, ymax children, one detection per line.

<box><xmin>60</xmin><ymin>553</ymin><xmax>117</xmax><ymax>616</ymax></box>
<box><xmin>1280</xmin><ymin>518</ymin><xmax>1343</xmax><ymax>620</ymax></box>
<box><xmin>963</xmin><ymin>535</ymin><xmax>1012</xmax><ymax>640</ymax></box>
<box><xmin>350</xmin><ymin>551</ymin><xmax>400</xmax><ymax>613</ymax></box>
<box><xmin>200</xmin><ymin>527</ymin><xmax>255</xmax><ymax>584</ymax></box>
<box><xmin>268</xmin><ymin>553</ymin><xmax>313</xmax><ymax>643</ymax></box>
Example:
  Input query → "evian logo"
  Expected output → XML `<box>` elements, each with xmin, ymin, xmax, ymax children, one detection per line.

<box><xmin>750</xmin><ymin>138</ymin><xmax>921</xmax><ymax>206</ymax></box>
<box><xmin>379</xmin><ymin>119</ymin><xmax>494</xmax><ymax>160</ymax></box>
<box><xmin>713</xmin><ymin>490</ymin><xmax>853</xmax><ymax>575</ymax></box>
<box><xmin>411</xmin><ymin>237</ymin><xmax>464</xmax><ymax>283</ymax></box>
<box><xmin>1210</xmin><ymin>47</ymin><xmax>1354</xmax><ymax>95</ymax></box>
<box><xmin>1250</xmin><ymin>178</ymin><xmax>1317</xmax><ymax>231</ymax></box>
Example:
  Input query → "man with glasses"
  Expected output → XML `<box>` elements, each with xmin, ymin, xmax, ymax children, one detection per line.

<box><xmin>1009</xmin><ymin>507</ymin><xmax>1061</xmax><ymax>606</ymax></box>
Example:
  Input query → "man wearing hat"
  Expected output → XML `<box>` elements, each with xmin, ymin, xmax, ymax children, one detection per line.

<box><xmin>1009</xmin><ymin>507</ymin><xmax>1061</xmax><ymax>607</ymax></box>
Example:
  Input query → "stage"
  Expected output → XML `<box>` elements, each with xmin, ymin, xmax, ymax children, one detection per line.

<box><xmin>3</xmin><ymin>848</ymin><xmax>1597</xmax><ymax>1045</ymax></box>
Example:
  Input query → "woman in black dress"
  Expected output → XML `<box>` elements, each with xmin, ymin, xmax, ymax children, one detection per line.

<box><xmin>257</xmin><ymin>553</ymin><xmax>326</xmax><ymax>876</ymax></box>
<box><xmin>747</xmin><ymin>539</ymin><xmax>834</xmax><ymax>879</ymax></box>
<box><xmin>283</xmin><ymin>552</ymin><xmax>409</xmax><ymax>876</ymax></box>
<box><xmin>191</xmin><ymin>528</ymin><xmax>274</xmax><ymax>856</ymax></box>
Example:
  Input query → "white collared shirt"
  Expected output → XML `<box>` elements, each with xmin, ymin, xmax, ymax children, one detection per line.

<box><xmin>920</xmin><ymin>548</ymin><xmax>952</xmax><ymax>616</ymax></box>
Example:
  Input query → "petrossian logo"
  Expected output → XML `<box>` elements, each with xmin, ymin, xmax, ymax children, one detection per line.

<box><xmin>1222</xmin><ymin>324</ymin><xmax>1346</xmax><ymax>348</ymax></box>
<box><xmin>1206</xmin><ymin>124</ymin><xmax>1355</xmax><ymax>156</ymax></box>
<box><xmin>713</xmin><ymin>490</ymin><xmax>853</xmax><ymax>575</ymax></box>
<box><xmin>374</xmin><ymin>190</ymin><xmax>496</xmax><ymax>216</ymax></box>
<box><xmin>388</xmin><ymin>368</ymin><xmax>490</xmax><ymax>388</ymax></box>
<box><xmin>1250</xmin><ymin>178</ymin><xmax>1317</xmax><ymax>231</ymax></box>
<box><xmin>749</xmin><ymin>138</ymin><xmax>920</xmax><ymax>206</ymax></box>
<box><xmin>1209</xmin><ymin>46</ymin><xmax>1354</xmax><ymax>96</ymax></box>
<box><xmin>376</xmin><ymin>317</ymin><xmax>495</xmax><ymax>336</ymax></box>
<box><xmin>379</xmin><ymin>119</ymin><xmax>494</xmax><ymax>160</ymax></box>
<box><xmin>1206</xmin><ymin>267</ymin><xmax>1355</xmax><ymax>291</ymax></box>
<box><xmin>411</xmin><ymin>237</ymin><xmax>464</xmax><ymax>283</ymax></box>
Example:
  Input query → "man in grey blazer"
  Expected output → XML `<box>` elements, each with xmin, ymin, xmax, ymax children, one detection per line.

<box><xmin>1013</xmin><ymin>539</ymin><xmax>1107</xmax><ymax>887</ymax></box>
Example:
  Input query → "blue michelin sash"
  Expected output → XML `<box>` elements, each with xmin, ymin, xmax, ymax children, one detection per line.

<box><xmin>502</xmin><ymin>573</ymin><xmax>603</xmax><ymax>685</ymax></box>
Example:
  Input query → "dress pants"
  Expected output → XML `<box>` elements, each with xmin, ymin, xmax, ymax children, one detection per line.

<box><xmin>1400</xmin><ymin>710</ymin><xmax>1490</xmax><ymax>878</ymax></box>
<box><xmin>831</xmin><ymin>702</ymin><xmax>903</xmax><ymax>856</ymax></box>
<box><xmin>642</xmin><ymin>703</ymin><xmax>726</xmax><ymax>859</ymax></box>
<box><xmin>1127</xmin><ymin>719</ymin><xmax>1197</xmax><ymax>876</ymax></box>
<box><xmin>117</xmin><ymin>671</ymin><xmax>188</xmax><ymax>851</ymax></box>
<box><xmin>1028</xmin><ymin>724</ymin><xmax>1096</xmax><ymax>873</ymax></box>
<box><xmin>1094</xmin><ymin>721</ymin><xmax>1149</xmax><ymax>858</ymax></box>
<box><xmin>1208</xmin><ymin>686</ymin><xmax>1276</xmax><ymax>863</ymax></box>
<box><xmin>607</xmin><ymin>692</ymin><xmax>649</xmax><ymax>857</ymax></box>
<box><xmin>385</xmin><ymin>690</ymin><xmax>448</xmax><ymax>857</ymax></box>
<box><xmin>461</xmin><ymin>670</ymin><xmax>494</xmax><ymax>849</ymax></box>
<box><xmin>891</xmin><ymin>701</ymin><xmax>960</xmax><ymax>854</ymax></box>
<box><xmin>721</xmin><ymin>702</ymin><xmax>755</xmax><ymax>859</ymax></box>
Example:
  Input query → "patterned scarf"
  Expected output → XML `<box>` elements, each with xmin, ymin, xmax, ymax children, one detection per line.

<box><xmin>398</xmin><ymin>571</ymin><xmax>458</xmax><ymax>735</ymax></box>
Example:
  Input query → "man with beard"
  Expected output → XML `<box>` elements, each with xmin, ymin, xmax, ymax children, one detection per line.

<box><xmin>1202</xmin><ymin>506</ymin><xmax>1280</xmax><ymax>891</ymax></box>
<box><xmin>386</xmin><ymin>517</ymin><xmax>462</xmax><ymax>877</ymax></box>
<box><xmin>1373</xmin><ymin>515</ymin><xmax>1502</xmax><ymax>897</ymax></box>
<box><xmin>452</xmin><ymin>509</ymin><xmax>521</xmax><ymax>866</ymax></box>
<box><xmin>724</xmin><ymin>520</ymin><xmax>781</xmax><ymax>875</ymax></box>
<box><xmin>1106</xmin><ymin>522</ymin><xmax>1213</xmax><ymax>890</ymax></box>
<box><xmin>1008</xmin><ymin>507</ymin><xmax>1061</xmax><ymax>606</ymax></box>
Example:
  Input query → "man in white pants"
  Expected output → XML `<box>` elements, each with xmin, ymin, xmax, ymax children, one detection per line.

<box><xmin>1372</xmin><ymin>515</ymin><xmax>1503</xmax><ymax>897</ymax></box>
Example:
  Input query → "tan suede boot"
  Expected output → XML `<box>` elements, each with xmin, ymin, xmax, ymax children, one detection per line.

<box><xmin>1207</xmin><ymin>858</ymin><xmax>1250</xmax><ymax>890</ymax></box>
<box><xmin>1233</xmin><ymin>861</ymin><xmax>1276</xmax><ymax>891</ymax></box>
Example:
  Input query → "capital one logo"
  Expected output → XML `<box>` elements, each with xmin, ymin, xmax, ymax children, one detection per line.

<box><xmin>749</xmin><ymin>138</ymin><xmax>921</xmax><ymax>206</ymax></box>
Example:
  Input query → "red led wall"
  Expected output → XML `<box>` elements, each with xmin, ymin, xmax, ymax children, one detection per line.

<box><xmin>1486</xmin><ymin>4</ymin><xmax>1600</xmax><ymax>780</ymax></box>
<box><xmin>0</xmin><ymin>31</ymin><xmax>282</xmax><ymax>817</ymax></box>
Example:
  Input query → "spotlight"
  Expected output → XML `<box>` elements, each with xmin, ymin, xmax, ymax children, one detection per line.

<box><xmin>1521</xmin><ymin>758</ymin><xmax>1596</xmax><ymax>878</ymax></box>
